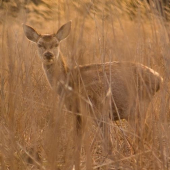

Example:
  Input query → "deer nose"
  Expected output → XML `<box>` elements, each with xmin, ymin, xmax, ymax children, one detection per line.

<box><xmin>44</xmin><ymin>52</ymin><xmax>53</xmax><ymax>59</ymax></box>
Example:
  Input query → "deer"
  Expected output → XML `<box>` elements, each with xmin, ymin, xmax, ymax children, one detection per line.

<box><xmin>23</xmin><ymin>21</ymin><xmax>163</xmax><ymax>170</ymax></box>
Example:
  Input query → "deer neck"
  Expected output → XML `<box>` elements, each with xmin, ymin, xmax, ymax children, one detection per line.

<box><xmin>42</xmin><ymin>53</ymin><xmax>68</xmax><ymax>91</ymax></box>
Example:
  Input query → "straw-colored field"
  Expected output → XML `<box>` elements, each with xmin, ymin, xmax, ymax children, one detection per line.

<box><xmin>0</xmin><ymin>0</ymin><xmax>170</xmax><ymax>169</ymax></box>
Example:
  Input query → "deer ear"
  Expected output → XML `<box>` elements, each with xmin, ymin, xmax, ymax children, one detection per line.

<box><xmin>23</xmin><ymin>24</ymin><xmax>40</xmax><ymax>43</ymax></box>
<box><xmin>56</xmin><ymin>21</ymin><xmax>71</xmax><ymax>41</ymax></box>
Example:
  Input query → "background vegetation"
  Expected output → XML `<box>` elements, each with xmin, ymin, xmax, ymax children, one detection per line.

<box><xmin>0</xmin><ymin>0</ymin><xmax>170</xmax><ymax>169</ymax></box>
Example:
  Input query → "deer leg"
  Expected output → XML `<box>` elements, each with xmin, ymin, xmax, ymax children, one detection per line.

<box><xmin>100</xmin><ymin>115</ymin><xmax>112</xmax><ymax>155</ymax></box>
<box><xmin>129</xmin><ymin>99</ymin><xmax>150</xmax><ymax>152</ymax></box>
<box><xmin>80</xmin><ymin>100</ymin><xmax>93</xmax><ymax>170</ymax></box>
<box><xmin>74</xmin><ymin>100</ymin><xmax>93</xmax><ymax>170</ymax></box>
<box><xmin>97</xmin><ymin>93</ymin><xmax>113</xmax><ymax>156</ymax></box>
<box><xmin>74</xmin><ymin>114</ymin><xmax>82</xmax><ymax>170</ymax></box>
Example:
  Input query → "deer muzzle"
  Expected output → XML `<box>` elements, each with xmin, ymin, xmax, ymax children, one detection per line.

<box><xmin>44</xmin><ymin>51</ymin><xmax>54</xmax><ymax>60</ymax></box>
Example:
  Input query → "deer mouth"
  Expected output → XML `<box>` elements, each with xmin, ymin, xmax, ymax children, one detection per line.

<box><xmin>43</xmin><ymin>58</ymin><xmax>55</xmax><ymax>65</ymax></box>
<box><xmin>43</xmin><ymin>55</ymin><xmax>55</xmax><ymax>65</ymax></box>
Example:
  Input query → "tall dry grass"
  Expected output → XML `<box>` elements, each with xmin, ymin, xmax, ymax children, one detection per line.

<box><xmin>0</xmin><ymin>0</ymin><xmax>170</xmax><ymax>169</ymax></box>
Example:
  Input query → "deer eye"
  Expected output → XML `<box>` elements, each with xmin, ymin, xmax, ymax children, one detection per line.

<box><xmin>38</xmin><ymin>44</ymin><xmax>43</xmax><ymax>48</ymax></box>
<box><xmin>54</xmin><ymin>44</ymin><xmax>58</xmax><ymax>47</ymax></box>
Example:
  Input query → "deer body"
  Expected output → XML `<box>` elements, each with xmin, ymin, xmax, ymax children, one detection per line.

<box><xmin>23</xmin><ymin>21</ymin><xmax>162</xmax><ymax>122</ymax></box>
<box><xmin>42</xmin><ymin>55</ymin><xmax>162</xmax><ymax>121</ymax></box>
<box><xmin>76</xmin><ymin>62</ymin><xmax>161</xmax><ymax>120</ymax></box>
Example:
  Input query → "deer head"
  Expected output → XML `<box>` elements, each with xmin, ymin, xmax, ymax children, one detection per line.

<box><xmin>23</xmin><ymin>21</ymin><xmax>71</xmax><ymax>65</ymax></box>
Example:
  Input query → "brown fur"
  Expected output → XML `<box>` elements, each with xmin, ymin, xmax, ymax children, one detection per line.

<box><xmin>62</xmin><ymin>61</ymin><xmax>163</xmax><ymax>121</ymax></box>
<box><xmin>23</xmin><ymin>20</ymin><xmax>163</xmax><ymax>130</ymax></box>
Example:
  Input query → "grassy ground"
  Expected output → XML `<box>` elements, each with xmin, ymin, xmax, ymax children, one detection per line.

<box><xmin>0</xmin><ymin>0</ymin><xmax>170</xmax><ymax>169</ymax></box>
